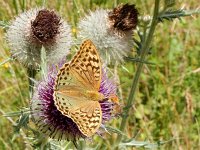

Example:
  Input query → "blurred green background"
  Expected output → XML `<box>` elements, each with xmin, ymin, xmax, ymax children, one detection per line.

<box><xmin>0</xmin><ymin>0</ymin><xmax>199</xmax><ymax>149</ymax></box>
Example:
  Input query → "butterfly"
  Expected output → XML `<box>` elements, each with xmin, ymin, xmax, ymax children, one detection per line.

<box><xmin>53</xmin><ymin>40</ymin><xmax>107</xmax><ymax>137</ymax></box>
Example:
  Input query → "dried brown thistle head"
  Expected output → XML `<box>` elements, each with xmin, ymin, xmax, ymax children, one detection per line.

<box><xmin>31</xmin><ymin>9</ymin><xmax>61</xmax><ymax>45</ymax></box>
<box><xmin>108</xmin><ymin>4</ymin><xmax>138</xmax><ymax>31</ymax></box>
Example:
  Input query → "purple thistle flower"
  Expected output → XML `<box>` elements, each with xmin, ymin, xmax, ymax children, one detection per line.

<box><xmin>31</xmin><ymin>60</ymin><xmax>118</xmax><ymax>141</ymax></box>
<box><xmin>99</xmin><ymin>70</ymin><xmax>118</xmax><ymax>122</ymax></box>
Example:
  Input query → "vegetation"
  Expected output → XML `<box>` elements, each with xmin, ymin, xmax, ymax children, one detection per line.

<box><xmin>0</xmin><ymin>0</ymin><xmax>199</xmax><ymax>149</ymax></box>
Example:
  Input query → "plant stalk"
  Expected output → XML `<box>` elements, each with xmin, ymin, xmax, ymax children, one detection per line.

<box><xmin>27</xmin><ymin>66</ymin><xmax>36</xmax><ymax>99</ymax></box>
<box><xmin>115</xmin><ymin>0</ymin><xmax>160</xmax><ymax>146</ymax></box>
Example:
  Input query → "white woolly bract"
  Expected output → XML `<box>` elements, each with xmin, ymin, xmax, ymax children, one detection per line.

<box><xmin>78</xmin><ymin>9</ymin><xmax>133</xmax><ymax>64</ymax></box>
<box><xmin>6</xmin><ymin>8</ymin><xmax>72</xmax><ymax>69</ymax></box>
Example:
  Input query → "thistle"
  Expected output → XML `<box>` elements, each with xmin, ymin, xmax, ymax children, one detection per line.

<box><xmin>6</xmin><ymin>8</ymin><xmax>72</xmax><ymax>69</ymax></box>
<box><xmin>31</xmin><ymin>61</ymin><xmax>118</xmax><ymax>142</ymax></box>
<box><xmin>78</xmin><ymin>4</ymin><xmax>138</xmax><ymax>64</ymax></box>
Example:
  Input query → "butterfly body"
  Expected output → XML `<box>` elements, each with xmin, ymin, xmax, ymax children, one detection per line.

<box><xmin>53</xmin><ymin>40</ymin><xmax>104</xmax><ymax>137</ymax></box>
<box><xmin>56</xmin><ymin>89</ymin><xmax>104</xmax><ymax>101</ymax></box>
<box><xmin>85</xmin><ymin>90</ymin><xmax>104</xmax><ymax>101</ymax></box>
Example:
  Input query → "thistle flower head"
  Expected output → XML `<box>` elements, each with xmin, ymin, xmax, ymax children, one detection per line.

<box><xmin>6</xmin><ymin>8</ymin><xmax>72</xmax><ymax>69</ymax></box>
<box><xmin>30</xmin><ymin>9</ymin><xmax>61</xmax><ymax>45</ymax></box>
<box><xmin>31</xmin><ymin>61</ymin><xmax>118</xmax><ymax>141</ymax></box>
<box><xmin>78</xmin><ymin>4</ymin><xmax>138</xmax><ymax>64</ymax></box>
<box><xmin>108</xmin><ymin>4</ymin><xmax>138</xmax><ymax>32</ymax></box>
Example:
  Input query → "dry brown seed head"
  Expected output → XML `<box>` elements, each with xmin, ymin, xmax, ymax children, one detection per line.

<box><xmin>108</xmin><ymin>4</ymin><xmax>138</xmax><ymax>31</ymax></box>
<box><xmin>31</xmin><ymin>9</ymin><xmax>61</xmax><ymax>45</ymax></box>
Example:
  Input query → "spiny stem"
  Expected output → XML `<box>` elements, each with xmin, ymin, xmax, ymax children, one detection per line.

<box><xmin>42</xmin><ymin>0</ymin><xmax>46</xmax><ymax>7</ymax></box>
<box><xmin>115</xmin><ymin>0</ymin><xmax>160</xmax><ymax>146</ymax></box>
<box><xmin>27</xmin><ymin>66</ymin><xmax>36</xmax><ymax>99</ymax></box>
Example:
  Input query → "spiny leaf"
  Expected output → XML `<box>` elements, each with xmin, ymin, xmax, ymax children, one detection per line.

<box><xmin>125</xmin><ymin>57</ymin><xmax>155</xmax><ymax>65</ymax></box>
<box><xmin>120</xmin><ymin>138</ymin><xmax>177</xmax><ymax>148</ymax></box>
<box><xmin>105</xmin><ymin>126</ymin><xmax>126</xmax><ymax>136</ymax></box>
<box><xmin>0</xmin><ymin>20</ymin><xmax>9</xmax><ymax>29</ymax></box>
<box><xmin>158</xmin><ymin>9</ymin><xmax>185</xmax><ymax>22</ymax></box>
<box><xmin>13</xmin><ymin>113</ymin><xmax>30</xmax><ymax>134</ymax></box>
<box><xmin>164</xmin><ymin>0</ymin><xmax>176</xmax><ymax>9</ymax></box>
<box><xmin>3</xmin><ymin>108</ymin><xmax>30</xmax><ymax>117</ymax></box>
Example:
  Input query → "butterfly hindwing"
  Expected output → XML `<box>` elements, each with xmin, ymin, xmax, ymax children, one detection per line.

<box><xmin>54</xmin><ymin>89</ymin><xmax>102</xmax><ymax>137</ymax></box>
<box><xmin>68</xmin><ymin>100</ymin><xmax>102</xmax><ymax>137</ymax></box>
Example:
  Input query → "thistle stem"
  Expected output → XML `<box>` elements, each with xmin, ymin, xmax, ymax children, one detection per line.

<box><xmin>115</xmin><ymin>0</ymin><xmax>160</xmax><ymax>146</ymax></box>
<box><xmin>27</xmin><ymin>66</ymin><xmax>36</xmax><ymax>99</ymax></box>
<box><xmin>42</xmin><ymin>0</ymin><xmax>46</xmax><ymax>7</ymax></box>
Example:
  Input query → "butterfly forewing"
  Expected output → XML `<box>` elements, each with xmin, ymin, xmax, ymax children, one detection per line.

<box><xmin>71</xmin><ymin>40</ymin><xmax>102</xmax><ymax>90</ymax></box>
<box><xmin>53</xmin><ymin>40</ymin><xmax>103</xmax><ymax>137</ymax></box>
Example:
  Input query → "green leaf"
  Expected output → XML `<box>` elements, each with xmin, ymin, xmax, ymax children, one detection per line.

<box><xmin>120</xmin><ymin>140</ymin><xmax>157</xmax><ymax>148</ymax></box>
<box><xmin>105</xmin><ymin>126</ymin><xmax>126</xmax><ymax>136</ymax></box>
<box><xmin>125</xmin><ymin>57</ymin><xmax>155</xmax><ymax>65</ymax></box>
<box><xmin>164</xmin><ymin>0</ymin><xmax>176</xmax><ymax>8</ymax></box>
<box><xmin>3</xmin><ymin>108</ymin><xmax>30</xmax><ymax>117</ymax></box>
<box><xmin>40</xmin><ymin>46</ymin><xmax>48</xmax><ymax>79</ymax></box>
<box><xmin>0</xmin><ymin>58</ymin><xmax>12</xmax><ymax>67</ymax></box>
<box><xmin>13</xmin><ymin>113</ymin><xmax>29</xmax><ymax>134</ymax></box>
<box><xmin>158</xmin><ymin>9</ymin><xmax>185</xmax><ymax>22</ymax></box>
<box><xmin>0</xmin><ymin>21</ymin><xmax>9</xmax><ymax>29</ymax></box>
<box><xmin>120</xmin><ymin>138</ymin><xmax>177</xmax><ymax>148</ymax></box>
